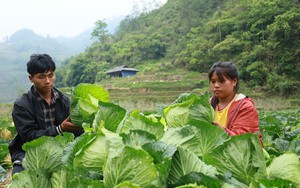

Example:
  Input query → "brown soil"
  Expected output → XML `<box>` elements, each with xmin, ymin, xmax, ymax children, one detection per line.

<box><xmin>0</xmin><ymin>168</ymin><xmax>11</xmax><ymax>188</ymax></box>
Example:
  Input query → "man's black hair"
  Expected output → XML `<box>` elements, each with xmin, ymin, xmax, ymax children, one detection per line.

<box><xmin>27</xmin><ymin>54</ymin><xmax>56</xmax><ymax>75</ymax></box>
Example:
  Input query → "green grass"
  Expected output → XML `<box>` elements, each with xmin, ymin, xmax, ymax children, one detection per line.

<box><xmin>0</xmin><ymin>68</ymin><xmax>299</xmax><ymax>118</ymax></box>
<box><xmin>0</xmin><ymin>104</ymin><xmax>13</xmax><ymax>120</ymax></box>
<box><xmin>99</xmin><ymin>69</ymin><xmax>300</xmax><ymax>113</ymax></box>
<box><xmin>99</xmin><ymin>70</ymin><xmax>207</xmax><ymax>111</ymax></box>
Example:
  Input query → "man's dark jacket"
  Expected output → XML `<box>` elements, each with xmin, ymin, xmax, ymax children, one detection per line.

<box><xmin>9</xmin><ymin>86</ymin><xmax>82</xmax><ymax>164</ymax></box>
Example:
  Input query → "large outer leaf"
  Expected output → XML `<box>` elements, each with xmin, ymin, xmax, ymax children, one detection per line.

<box><xmin>203</xmin><ymin>133</ymin><xmax>266</xmax><ymax>185</ymax></box>
<box><xmin>103</xmin><ymin>146</ymin><xmax>158</xmax><ymax>188</ymax></box>
<box><xmin>70</xmin><ymin>98</ymin><xmax>98</xmax><ymax>127</ymax></box>
<box><xmin>51</xmin><ymin>166</ymin><xmax>104</xmax><ymax>188</ymax></box>
<box><xmin>121</xmin><ymin>130</ymin><xmax>157</xmax><ymax>149</ymax></box>
<box><xmin>163</xmin><ymin>100</ymin><xmax>193</xmax><ymax>128</ymax></box>
<box><xmin>175</xmin><ymin>172</ymin><xmax>223</xmax><ymax>188</ymax></box>
<box><xmin>168</xmin><ymin>147</ymin><xmax>218</xmax><ymax>186</ymax></box>
<box><xmin>160</xmin><ymin>124</ymin><xmax>228</xmax><ymax>157</ymax></box>
<box><xmin>143</xmin><ymin>141</ymin><xmax>177</xmax><ymax>187</ymax></box>
<box><xmin>188</xmin><ymin>92</ymin><xmax>215</xmax><ymax>125</ymax></box>
<box><xmin>266</xmin><ymin>152</ymin><xmax>300</xmax><ymax>186</ymax></box>
<box><xmin>22</xmin><ymin>136</ymin><xmax>66</xmax><ymax>173</ymax></box>
<box><xmin>73</xmin><ymin>133</ymin><xmax>107</xmax><ymax>172</ymax></box>
<box><xmin>11</xmin><ymin>169</ymin><xmax>51</xmax><ymax>188</ymax></box>
<box><xmin>258</xmin><ymin>178</ymin><xmax>297</xmax><ymax>188</ymax></box>
<box><xmin>70</xmin><ymin>83</ymin><xmax>109</xmax><ymax>128</ymax></box>
<box><xmin>53</xmin><ymin>132</ymin><xmax>75</xmax><ymax>147</ymax></box>
<box><xmin>119</xmin><ymin>110</ymin><xmax>165</xmax><ymax>139</ymax></box>
<box><xmin>62</xmin><ymin>132</ymin><xmax>97</xmax><ymax>167</ymax></box>
<box><xmin>101</xmin><ymin>128</ymin><xmax>124</xmax><ymax>155</ymax></box>
<box><xmin>72</xmin><ymin>83</ymin><xmax>110</xmax><ymax>103</ymax></box>
<box><xmin>69</xmin><ymin>105</ymin><xmax>84</xmax><ymax>128</ymax></box>
<box><xmin>163</xmin><ymin>93</ymin><xmax>215</xmax><ymax>128</ymax></box>
<box><xmin>172</xmin><ymin>93</ymin><xmax>197</xmax><ymax>104</ymax></box>
<box><xmin>92</xmin><ymin>101</ymin><xmax>127</xmax><ymax>132</ymax></box>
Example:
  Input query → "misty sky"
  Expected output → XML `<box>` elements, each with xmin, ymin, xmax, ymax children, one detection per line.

<box><xmin>0</xmin><ymin>0</ymin><xmax>166</xmax><ymax>41</ymax></box>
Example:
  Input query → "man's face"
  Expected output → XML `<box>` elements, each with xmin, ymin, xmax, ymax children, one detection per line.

<box><xmin>29</xmin><ymin>71</ymin><xmax>55</xmax><ymax>94</ymax></box>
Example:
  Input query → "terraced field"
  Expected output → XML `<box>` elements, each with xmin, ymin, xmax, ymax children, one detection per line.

<box><xmin>101</xmin><ymin>72</ymin><xmax>208</xmax><ymax>112</ymax></box>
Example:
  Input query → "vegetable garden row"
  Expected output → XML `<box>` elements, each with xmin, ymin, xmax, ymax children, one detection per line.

<box><xmin>1</xmin><ymin>83</ymin><xmax>299</xmax><ymax>187</ymax></box>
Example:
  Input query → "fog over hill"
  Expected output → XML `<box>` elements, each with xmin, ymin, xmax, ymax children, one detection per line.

<box><xmin>0</xmin><ymin>16</ymin><xmax>123</xmax><ymax>103</ymax></box>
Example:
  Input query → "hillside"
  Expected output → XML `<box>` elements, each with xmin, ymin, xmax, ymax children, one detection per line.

<box><xmin>1</xmin><ymin>0</ymin><xmax>299</xmax><ymax>103</ymax></box>
<box><xmin>104</xmin><ymin>71</ymin><xmax>206</xmax><ymax>100</ymax></box>
<box><xmin>1</xmin><ymin>69</ymin><xmax>299</xmax><ymax>120</ymax></box>
<box><xmin>56</xmin><ymin>0</ymin><xmax>300</xmax><ymax>100</ymax></box>
<box><xmin>94</xmin><ymin>69</ymin><xmax>299</xmax><ymax>112</ymax></box>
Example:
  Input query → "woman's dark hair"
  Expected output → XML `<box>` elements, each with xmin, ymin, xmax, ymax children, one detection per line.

<box><xmin>27</xmin><ymin>54</ymin><xmax>56</xmax><ymax>75</ymax></box>
<box><xmin>208</xmin><ymin>61</ymin><xmax>239</xmax><ymax>109</ymax></box>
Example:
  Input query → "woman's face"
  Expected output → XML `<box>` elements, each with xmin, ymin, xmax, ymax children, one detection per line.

<box><xmin>209</xmin><ymin>72</ymin><xmax>237</xmax><ymax>99</ymax></box>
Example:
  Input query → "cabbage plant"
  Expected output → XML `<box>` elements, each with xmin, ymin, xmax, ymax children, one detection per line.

<box><xmin>9</xmin><ymin>84</ymin><xmax>300</xmax><ymax>188</ymax></box>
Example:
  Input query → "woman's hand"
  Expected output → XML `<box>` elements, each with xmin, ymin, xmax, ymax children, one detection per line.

<box><xmin>212</xmin><ymin>121</ymin><xmax>225</xmax><ymax>129</ymax></box>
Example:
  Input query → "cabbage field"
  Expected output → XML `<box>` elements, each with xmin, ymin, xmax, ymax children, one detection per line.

<box><xmin>1</xmin><ymin>83</ymin><xmax>300</xmax><ymax>187</ymax></box>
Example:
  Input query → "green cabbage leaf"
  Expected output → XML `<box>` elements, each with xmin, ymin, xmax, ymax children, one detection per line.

<box><xmin>163</xmin><ymin>93</ymin><xmax>215</xmax><ymax>128</ymax></box>
<box><xmin>70</xmin><ymin>83</ymin><xmax>110</xmax><ymax>128</ymax></box>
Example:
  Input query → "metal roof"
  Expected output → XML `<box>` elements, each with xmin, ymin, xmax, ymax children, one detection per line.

<box><xmin>105</xmin><ymin>65</ymin><xmax>139</xmax><ymax>74</ymax></box>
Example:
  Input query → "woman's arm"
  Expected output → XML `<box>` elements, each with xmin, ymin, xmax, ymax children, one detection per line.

<box><xmin>225</xmin><ymin>100</ymin><xmax>260</xmax><ymax>136</ymax></box>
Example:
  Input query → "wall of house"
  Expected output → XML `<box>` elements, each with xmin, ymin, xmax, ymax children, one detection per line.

<box><xmin>121</xmin><ymin>70</ymin><xmax>137</xmax><ymax>77</ymax></box>
<box><xmin>108</xmin><ymin>72</ymin><xmax>121</xmax><ymax>77</ymax></box>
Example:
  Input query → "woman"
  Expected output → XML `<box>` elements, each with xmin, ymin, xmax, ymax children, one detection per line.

<box><xmin>208</xmin><ymin>61</ymin><xmax>263</xmax><ymax>145</ymax></box>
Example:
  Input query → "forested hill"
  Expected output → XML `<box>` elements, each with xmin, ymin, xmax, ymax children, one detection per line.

<box><xmin>56</xmin><ymin>0</ymin><xmax>300</xmax><ymax>96</ymax></box>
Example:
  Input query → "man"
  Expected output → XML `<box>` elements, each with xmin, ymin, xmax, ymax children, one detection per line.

<box><xmin>9</xmin><ymin>54</ymin><xmax>83</xmax><ymax>175</ymax></box>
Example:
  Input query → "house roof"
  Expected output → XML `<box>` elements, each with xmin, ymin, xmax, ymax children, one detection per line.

<box><xmin>105</xmin><ymin>65</ymin><xmax>139</xmax><ymax>74</ymax></box>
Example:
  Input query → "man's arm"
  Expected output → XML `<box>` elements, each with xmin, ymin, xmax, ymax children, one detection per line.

<box><xmin>12</xmin><ymin>103</ymin><xmax>60</xmax><ymax>143</ymax></box>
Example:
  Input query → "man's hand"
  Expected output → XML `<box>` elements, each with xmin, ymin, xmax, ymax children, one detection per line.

<box><xmin>60</xmin><ymin>117</ymin><xmax>82</xmax><ymax>132</ymax></box>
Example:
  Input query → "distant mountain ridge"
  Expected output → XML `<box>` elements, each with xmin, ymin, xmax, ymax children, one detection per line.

<box><xmin>1</xmin><ymin>28</ymin><xmax>95</xmax><ymax>63</ymax></box>
<box><xmin>0</xmin><ymin>15</ymin><xmax>127</xmax><ymax>103</ymax></box>
<box><xmin>0</xmin><ymin>28</ymin><xmax>96</xmax><ymax>103</ymax></box>
<box><xmin>0</xmin><ymin>14</ymin><xmax>126</xmax><ymax>103</ymax></box>
<box><xmin>9</xmin><ymin>29</ymin><xmax>44</xmax><ymax>41</ymax></box>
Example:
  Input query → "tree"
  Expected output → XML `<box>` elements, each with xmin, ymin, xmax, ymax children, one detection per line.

<box><xmin>66</xmin><ymin>54</ymin><xmax>91</xmax><ymax>86</ymax></box>
<box><xmin>91</xmin><ymin>20</ymin><xmax>109</xmax><ymax>43</ymax></box>
<box><xmin>56</xmin><ymin>0</ymin><xmax>300</xmax><ymax>96</ymax></box>
<box><xmin>245</xmin><ymin>61</ymin><xmax>268</xmax><ymax>86</ymax></box>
